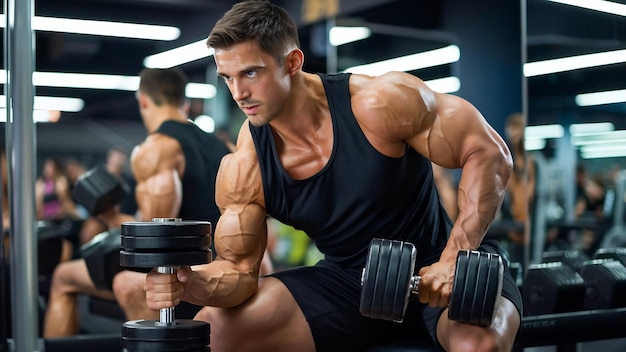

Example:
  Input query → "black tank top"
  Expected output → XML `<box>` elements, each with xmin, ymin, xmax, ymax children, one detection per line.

<box><xmin>250</xmin><ymin>73</ymin><xmax>452</xmax><ymax>268</ymax></box>
<box><xmin>155</xmin><ymin>120</ymin><xmax>230</xmax><ymax>227</ymax></box>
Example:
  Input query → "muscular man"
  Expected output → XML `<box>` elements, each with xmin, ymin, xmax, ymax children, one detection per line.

<box><xmin>145</xmin><ymin>2</ymin><xmax>522</xmax><ymax>351</ymax></box>
<box><xmin>43</xmin><ymin>67</ymin><xmax>230</xmax><ymax>337</ymax></box>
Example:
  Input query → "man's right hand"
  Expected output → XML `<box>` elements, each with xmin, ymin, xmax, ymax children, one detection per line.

<box><xmin>144</xmin><ymin>266</ymin><xmax>191</xmax><ymax>310</ymax></box>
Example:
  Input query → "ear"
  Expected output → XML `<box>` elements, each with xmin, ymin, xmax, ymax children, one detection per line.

<box><xmin>285</xmin><ymin>48</ymin><xmax>304</xmax><ymax>75</ymax></box>
<box><xmin>137</xmin><ymin>92</ymin><xmax>149</xmax><ymax>109</ymax></box>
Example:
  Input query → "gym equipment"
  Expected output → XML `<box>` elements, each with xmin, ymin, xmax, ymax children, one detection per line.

<box><xmin>81</xmin><ymin>229</ymin><xmax>123</xmax><ymax>291</ymax></box>
<box><xmin>594</xmin><ymin>247</ymin><xmax>626</xmax><ymax>266</ymax></box>
<box><xmin>523</xmin><ymin>261</ymin><xmax>586</xmax><ymax>316</ymax></box>
<box><xmin>72</xmin><ymin>165</ymin><xmax>130</xmax><ymax>216</ymax></box>
<box><xmin>517</xmin><ymin>307</ymin><xmax>626</xmax><ymax>349</ymax></box>
<box><xmin>120</xmin><ymin>218</ymin><xmax>212</xmax><ymax>352</ymax></box>
<box><xmin>525</xmin><ymin>248</ymin><xmax>626</xmax><ymax>315</ymax></box>
<box><xmin>359</xmin><ymin>238</ymin><xmax>503</xmax><ymax>327</ymax></box>
<box><xmin>580</xmin><ymin>258</ymin><xmax>626</xmax><ymax>310</ymax></box>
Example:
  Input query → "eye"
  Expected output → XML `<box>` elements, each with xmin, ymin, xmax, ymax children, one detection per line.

<box><xmin>246</xmin><ymin>70</ymin><xmax>257</xmax><ymax>78</ymax></box>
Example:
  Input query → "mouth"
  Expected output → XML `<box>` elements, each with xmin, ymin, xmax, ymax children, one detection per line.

<box><xmin>241</xmin><ymin>105</ymin><xmax>259</xmax><ymax>115</ymax></box>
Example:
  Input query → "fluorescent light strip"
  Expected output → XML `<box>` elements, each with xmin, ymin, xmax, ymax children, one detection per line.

<box><xmin>581</xmin><ymin>148</ymin><xmax>626</xmax><ymax>159</ymax></box>
<box><xmin>0</xmin><ymin>14</ymin><xmax>180</xmax><ymax>41</ymax></box>
<box><xmin>525</xmin><ymin>124</ymin><xmax>565</xmax><ymax>139</ymax></box>
<box><xmin>34</xmin><ymin>72</ymin><xmax>141</xmax><ymax>90</ymax></box>
<box><xmin>186</xmin><ymin>83</ymin><xmax>217</xmax><ymax>99</ymax></box>
<box><xmin>569</xmin><ymin>122</ymin><xmax>615</xmax><ymax>136</ymax></box>
<box><xmin>524</xmin><ymin>48</ymin><xmax>626</xmax><ymax>77</ymax></box>
<box><xmin>547</xmin><ymin>0</ymin><xmax>626</xmax><ymax>16</ymax></box>
<box><xmin>525</xmin><ymin>138</ymin><xmax>547</xmax><ymax>151</ymax></box>
<box><xmin>424</xmin><ymin>77</ymin><xmax>460</xmax><ymax>93</ymax></box>
<box><xmin>144</xmin><ymin>40</ymin><xmax>214</xmax><ymax>69</ymax></box>
<box><xmin>194</xmin><ymin>115</ymin><xmax>216</xmax><ymax>133</ymax></box>
<box><xmin>581</xmin><ymin>142</ymin><xmax>626</xmax><ymax>153</ymax></box>
<box><xmin>0</xmin><ymin>109</ymin><xmax>60</xmax><ymax>123</ymax></box>
<box><xmin>343</xmin><ymin>45</ymin><xmax>460</xmax><ymax>76</ymax></box>
<box><xmin>0</xmin><ymin>70</ymin><xmax>216</xmax><ymax>99</ymax></box>
<box><xmin>576</xmin><ymin>89</ymin><xmax>626</xmax><ymax>106</ymax></box>
<box><xmin>572</xmin><ymin>130</ymin><xmax>626</xmax><ymax>146</ymax></box>
<box><xmin>329</xmin><ymin>26</ymin><xmax>371</xmax><ymax>46</ymax></box>
<box><xmin>0</xmin><ymin>95</ymin><xmax>84</xmax><ymax>112</ymax></box>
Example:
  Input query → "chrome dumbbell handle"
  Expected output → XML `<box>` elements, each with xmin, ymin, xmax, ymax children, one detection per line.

<box><xmin>409</xmin><ymin>275</ymin><xmax>420</xmax><ymax>295</ymax></box>
<box><xmin>152</xmin><ymin>217</ymin><xmax>182</xmax><ymax>326</ymax></box>
<box><xmin>157</xmin><ymin>266</ymin><xmax>176</xmax><ymax>325</ymax></box>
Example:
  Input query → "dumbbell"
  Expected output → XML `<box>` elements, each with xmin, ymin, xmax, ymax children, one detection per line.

<box><xmin>525</xmin><ymin>249</ymin><xmax>626</xmax><ymax>316</ymax></box>
<box><xmin>359</xmin><ymin>238</ymin><xmax>503</xmax><ymax>327</ymax></box>
<box><xmin>72</xmin><ymin>165</ymin><xmax>130</xmax><ymax>216</ymax></box>
<box><xmin>120</xmin><ymin>218</ymin><xmax>212</xmax><ymax>352</ymax></box>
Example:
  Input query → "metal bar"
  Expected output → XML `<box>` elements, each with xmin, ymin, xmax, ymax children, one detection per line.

<box><xmin>7</xmin><ymin>0</ymin><xmax>39</xmax><ymax>350</ymax></box>
<box><xmin>518</xmin><ymin>308</ymin><xmax>626</xmax><ymax>347</ymax></box>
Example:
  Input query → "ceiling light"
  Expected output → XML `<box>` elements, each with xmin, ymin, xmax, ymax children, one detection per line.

<box><xmin>0</xmin><ymin>109</ymin><xmax>61</xmax><ymax>123</ymax></box>
<box><xmin>424</xmin><ymin>76</ymin><xmax>460</xmax><ymax>93</ymax></box>
<box><xmin>0</xmin><ymin>95</ymin><xmax>84</xmax><ymax>112</ymax></box>
<box><xmin>524</xmin><ymin>48</ymin><xmax>626</xmax><ymax>77</ymax></box>
<box><xmin>194</xmin><ymin>115</ymin><xmax>215</xmax><ymax>133</ymax></box>
<box><xmin>580</xmin><ymin>143</ymin><xmax>626</xmax><ymax>159</ymax></box>
<box><xmin>186</xmin><ymin>83</ymin><xmax>217</xmax><ymax>99</ymax></box>
<box><xmin>571</xmin><ymin>130</ymin><xmax>626</xmax><ymax>146</ymax></box>
<box><xmin>144</xmin><ymin>40</ymin><xmax>214</xmax><ymax>68</ymax></box>
<box><xmin>569</xmin><ymin>122</ymin><xmax>615</xmax><ymax>136</ymax></box>
<box><xmin>525</xmin><ymin>124</ymin><xmax>565</xmax><ymax>139</ymax></box>
<box><xmin>525</xmin><ymin>138</ymin><xmax>547</xmax><ymax>151</ymax></box>
<box><xmin>343</xmin><ymin>45</ymin><xmax>460</xmax><ymax>76</ymax></box>
<box><xmin>547</xmin><ymin>0</ymin><xmax>626</xmax><ymax>16</ymax></box>
<box><xmin>329</xmin><ymin>26</ymin><xmax>371</xmax><ymax>46</ymax></box>
<box><xmin>575</xmin><ymin>89</ymin><xmax>626</xmax><ymax>106</ymax></box>
<box><xmin>33</xmin><ymin>72</ymin><xmax>141</xmax><ymax>90</ymax></box>
<box><xmin>0</xmin><ymin>70</ymin><xmax>215</xmax><ymax>99</ymax></box>
<box><xmin>0</xmin><ymin>14</ymin><xmax>180</xmax><ymax>41</ymax></box>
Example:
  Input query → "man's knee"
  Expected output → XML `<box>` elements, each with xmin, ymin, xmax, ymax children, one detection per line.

<box><xmin>50</xmin><ymin>259</ymin><xmax>80</xmax><ymax>291</ymax></box>
<box><xmin>447</xmin><ymin>332</ymin><xmax>501</xmax><ymax>352</ymax></box>
<box><xmin>112</xmin><ymin>271</ymin><xmax>145</xmax><ymax>306</ymax></box>
<box><xmin>193</xmin><ymin>306</ymin><xmax>213</xmax><ymax>323</ymax></box>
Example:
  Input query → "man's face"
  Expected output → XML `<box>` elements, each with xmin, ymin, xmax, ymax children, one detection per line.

<box><xmin>214</xmin><ymin>41</ymin><xmax>292</xmax><ymax>127</ymax></box>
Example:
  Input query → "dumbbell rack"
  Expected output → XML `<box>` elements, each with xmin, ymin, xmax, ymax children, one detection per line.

<box><xmin>516</xmin><ymin>307</ymin><xmax>626</xmax><ymax>351</ymax></box>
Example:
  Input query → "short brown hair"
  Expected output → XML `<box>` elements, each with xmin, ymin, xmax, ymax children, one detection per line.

<box><xmin>207</xmin><ymin>0</ymin><xmax>300</xmax><ymax>65</ymax></box>
<box><xmin>138</xmin><ymin>68</ymin><xmax>188</xmax><ymax>108</ymax></box>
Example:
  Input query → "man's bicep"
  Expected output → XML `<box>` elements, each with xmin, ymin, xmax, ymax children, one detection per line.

<box><xmin>213</xmin><ymin>151</ymin><xmax>267</xmax><ymax>271</ymax></box>
<box><xmin>214</xmin><ymin>203</ymin><xmax>267</xmax><ymax>272</ymax></box>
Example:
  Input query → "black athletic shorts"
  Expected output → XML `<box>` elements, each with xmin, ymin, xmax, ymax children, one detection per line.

<box><xmin>269</xmin><ymin>239</ymin><xmax>523</xmax><ymax>352</ymax></box>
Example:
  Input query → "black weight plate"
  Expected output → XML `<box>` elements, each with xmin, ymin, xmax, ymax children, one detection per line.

<box><xmin>121</xmin><ymin>235</ymin><xmax>211</xmax><ymax>251</ymax></box>
<box><xmin>122</xmin><ymin>319</ymin><xmax>209</xmax><ymax>351</ymax></box>
<box><xmin>360</xmin><ymin>238</ymin><xmax>416</xmax><ymax>322</ymax></box>
<box><xmin>381</xmin><ymin>240</ymin><xmax>414</xmax><ymax>322</ymax></box>
<box><xmin>120</xmin><ymin>250</ymin><xmax>211</xmax><ymax>268</ymax></box>
<box><xmin>466</xmin><ymin>252</ymin><xmax>486</xmax><ymax>326</ymax></box>
<box><xmin>478</xmin><ymin>253</ymin><xmax>503</xmax><ymax>327</ymax></box>
<box><xmin>371</xmin><ymin>238</ymin><xmax>392</xmax><ymax>320</ymax></box>
<box><xmin>122</xmin><ymin>221</ymin><xmax>212</xmax><ymax>238</ymax></box>
<box><xmin>360</xmin><ymin>238</ymin><xmax>381</xmax><ymax>318</ymax></box>
<box><xmin>448</xmin><ymin>250</ymin><xmax>469</xmax><ymax>322</ymax></box>
<box><xmin>459</xmin><ymin>251</ymin><xmax>480</xmax><ymax>324</ymax></box>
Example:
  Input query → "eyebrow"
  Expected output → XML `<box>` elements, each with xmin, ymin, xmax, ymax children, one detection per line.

<box><xmin>216</xmin><ymin>65</ymin><xmax>265</xmax><ymax>78</ymax></box>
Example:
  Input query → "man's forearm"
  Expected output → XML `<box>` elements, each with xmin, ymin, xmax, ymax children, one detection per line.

<box><xmin>441</xmin><ymin>148</ymin><xmax>512</xmax><ymax>261</ymax></box>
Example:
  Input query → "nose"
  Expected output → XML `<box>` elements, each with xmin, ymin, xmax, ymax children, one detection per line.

<box><xmin>231</xmin><ymin>79</ymin><xmax>250</xmax><ymax>102</ymax></box>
